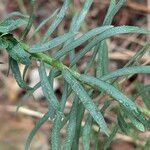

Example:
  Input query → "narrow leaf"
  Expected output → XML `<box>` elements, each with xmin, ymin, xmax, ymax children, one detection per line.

<box><xmin>57</xmin><ymin>26</ymin><xmax>150</xmax><ymax>61</ymax></box>
<box><xmin>31</xmin><ymin>9</ymin><xmax>59</xmax><ymax>38</ymax></box>
<box><xmin>55</xmin><ymin>25</ymin><xmax>113</xmax><ymax>59</ymax></box>
<box><xmin>9</xmin><ymin>57</ymin><xmax>31</xmax><ymax>90</ymax></box>
<box><xmin>125</xmin><ymin>43</ymin><xmax>150</xmax><ymax>67</ymax></box>
<box><xmin>21</xmin><ymin>0</ymin><xmax>36</xmax><ymax>40</ymax></box>
<box><xmin>64</xmin><ymin>97</ymin><xmax>79</xmax><ymax>150</ymax></box>
<box><xmin>100</xmin><ymin>66</ymin><xmax>150</xmax><ymax>81</ymax></box>
<box><xmin>5</xmin><ymin>36</ymin><xmax>31</xmax><ymax>65</ymax></box>
<box><xmin>51</xmin><ymin>83</ymin><xmax>69</xmax><ymax>150</ymax></box>
<box><xmin>30</xmin><ymin>33</ymin><xmax>74</xmax><ymax>53</ymax></box>
<box><xmin>79</xmin><ymin>75</ymin><xmax>147</xmax><ymax>125</ymax></box>
<box><xmin>62</xmin><ymin>69</ymin><xmax>110</xmax><ymax>136</ymax></box>
<box><xmin>82</xmin><ymin>114</ymin><xmax>92</xmax><ymax>150</ymax></box>
<box><xmin>104</xmin><ymin>125</ymin><xmax>118</xmax><ymax>150</ymax></box>
<box><xmin>122</xmin><ymin>108</ymin><xmax>145</xmax><ymax>132</ymax></box>
<box><xmin>25</xmin><ymin>110</ymin><xmax>52</xmax><ymax>150</ymax></box>
<box><xmin>41</xmin><ymin>0</ymin><xmax>70</xmax><ymax>42</ymax></box>
<box><xmin>135</xmin><ymin>82</ymin><xmax>150</xmax><ymax>109</ymax></box>
<box><xmin>38</xmin><ymin>62</ymin><xmax>59</xmax><ymax>112</ymax></box>
<box><xmin>5</xmin><ymin>11</ymin><xmax>29</xmax><ymax>19</ymax></box>
<box><xmin>0</xmin><ymin>18</ymin><xmax>27</xmax><ymax>33</ymax></box>
<box><xmin>103</xmin><ymin>0</ymin><xmax>126</xmax><ymax>25</ymax></box>
<box><xmin>117</xmin><ymin>112</ymin><xmax>128</xmax><ymax>134</ymax></box>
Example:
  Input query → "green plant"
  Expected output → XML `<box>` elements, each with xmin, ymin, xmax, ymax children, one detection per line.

<box><xmin>0</xmin><ymin>0</ymin><xmax>150</xmax><ymax>149</ymax></box>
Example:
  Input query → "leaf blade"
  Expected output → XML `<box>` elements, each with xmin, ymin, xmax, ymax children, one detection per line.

<box><xmin>62</xmin><ymin>69</ymin><xmax>110</xmax><ymax>136</ymax></box>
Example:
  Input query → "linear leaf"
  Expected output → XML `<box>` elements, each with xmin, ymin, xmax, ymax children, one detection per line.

<box><xmin>67</xmin><ymin>0</ymin><xmax>93</xmax><ymax>64</ymax></box>
<box><xmin>55</xmin><ymin>25</ymin><xmax>113</xmax><ymax>59</ymax></box>
<box><xmin>41</xmin><ymin>0</ymin><xmax>70</xmax><ymax>42</ymax></box>
<box><xmin>38</xmin><ymin>62</ymin><xmax>59</xmax><ymax>112</ymax></box>
<box><xmin>103</xmin><ymin>0</ymin><xmax>125</xmax><ymax>25</ymax></box>
<box><xmin>5</xmin><ymin>36</ymin><xmax>31</xmax><ymax>65</ymax></box>
<box><xmin>25</xmin><ymin>110</ymin><xmax>52</xmax><ymax>150</ymax></box>
<box><xmin>16</xmin><ymin>82</ymin><xmax>41</xmax><ymax>111</ymax></box>
<box><xmin>117</xmin><ymin>112</ymin><xmax>128</xmax><ymax>134</ymax></box>
<box><xmin>30</xmin><ymin>33</ymin><xmax>74</xmax><ymax>53</ymax></box>
<box><xmin>79</xmin><ymin>75</ymin><xmax>147</xmax><ymax>125</ymax></box>
<box><xmin>135</xmin><ymin>82</ymin><xmax>150</xmax><ymax>109</ymax></box>
<box><xmin>122</xmin><ymin>107</ymin><xmax>145</xmax><ymax>132</ymax></box>
<box><xmin>62</xmin><ymin>69</ymin><xmax>110</xmax><ymax>136</ymax></box>
<box><xmin>100</xmin><ymin>66</ymin><xmax>150</xmax><ymax>81</ymax></box>
<box><xmin>96</xmin><ymin>0</ymin><xmax>125</xmax><ymax>77</ymax></box>
<box><xmin>0</xmin><ymin>37</ymin><xmax>9</xmax><ymax>49</ymax></box>
<box><xmin>5</xmin><ymin>11</ymin><xmax>29</xmax><ymax>19</ymax></box>
<box><xmin>104</xmin><ymin>125</ymin><xmax>118</xmax><ymax>150</ymax></box>
<box><xmin>72</xmin><ymin>102</ymin><xmax>85</xmax><ymax>150</ymax></box>
<box><xmin>96</xmin><ymin>41</ymin><xmax>108</xmax><ymax>77</ymax></box>
<box><xmin>82</xmin><ymin>114</ymin><xmax>92</xmax><ymax>150</ymax></box>
<box><xmin>9</xmin><ymin>57</ymin><xmax>31</xmax><ymax>90</ymax></box>
<box><xmin>58</xmin><ymin>26</ymin><xmax>150</xmax><ymax>62</ymax></box>
<box><xmin>0</xmin><ymin>18</ymin><xmax>27</xmax><ymax>33</ymax></box>
<box><xmin>64</xmin><ymin>97</ymin><xmax>79</xmax><ymax>150</ymax></box>
<box><xmin>136</xmin><ymin>84</ymin><xmax>150</xmax><ymax>97</ymax></box>
<box><xmin>31</xmin><ymin>9</ymin><xmax>59</xmax><ymax>38</ymax></box>
<box><xmin>125</xmin><ymin>43</ymin><xmax>150</xmax><ymax>67</ymax></box>
<box><xmin>51</xmin><ymin>82</ymin><xmax>69</xmax><ymax>150</ymax></box>
<box><xmin>21</xmin><ymin>0</ymin><xmax>36</xmax><ymax>40</ymax></box>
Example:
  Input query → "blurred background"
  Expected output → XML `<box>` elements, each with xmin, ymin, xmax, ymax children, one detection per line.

<box><xmin>0</xmin><ymin>0</ymin><xmax>150</xmax><ymax>149</ymax></box>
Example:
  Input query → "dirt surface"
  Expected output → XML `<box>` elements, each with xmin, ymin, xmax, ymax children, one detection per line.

<box><xmin>0</xmin><ymin>107</ymin><xmax>49</xmax><ymax>150</ymax></box>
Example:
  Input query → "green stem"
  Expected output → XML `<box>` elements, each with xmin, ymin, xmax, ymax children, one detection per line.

<box><xmin>32</xmin><ymin>52</ymin><xmax>65</xmax><ymax>70</ymax></box>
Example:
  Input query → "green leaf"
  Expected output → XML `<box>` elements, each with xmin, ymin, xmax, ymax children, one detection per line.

<box><xmin>5</xmin><ymin>11</ymin><xmax>29</xmax><ymax>19</ymax></box>
<box><xmin>55</xmin><ymin>25</ymin><xmax>113</xmax><ymax>59</ymax></box>
<box><xmin>9</xmin><ymin>57</ymin><xmax>31</xmax><ymax>90</ymax></box>
<box><xmin>72</xmin><ymin>103</ymin><xmax>85</xmax><ymax>150</ymax></box>
<box><xmin>96</xmin><ymin>41</ymin><xmax>108</xmax><ymax>77</ymax></box>
<box><xmin>74</xmin><ymin>0</ymin><xmax>93</xmax><ymax>30</ymax></box>
<box><xmin>5</xmin><ymin>36</ymin><xmax>31</xmax><ymax>65</ymax></box>
<box><xmin>100</xmin><ymin>66</ymin><xmax>150</xmax><ymax>81</ymax></box>
<box><xmin>16</xmin><ymin>82</ymin><xmax>41</xmax><ymax>111</ymax></box>
<box><xmin>104</xmin><ymin>125</ymin><xmax>118</xmax><ymax>150</ymax></box>
<box><xmin>101</xmin><ymin>100</ymin><xmax>111</xmax><ymax>115</ymax></box>
<box><xmin>136</xmin><ymin>84</ymin><xmax>150</xmax><ymax>97</ymax></box>
<box><xmin>135</xmin><ymin>82</ymin><xmax>150</xmax><ymax>109</ymax></box>
<box><xmin>41</xmin><ymin>0</ymin><xmax>71</xmax><ymax>43</ymax></box>
<box><xmin>125</xmin><ymin>43</ymin><xmax>150</xmax><ymax>67</ymax></box>
<box><xmin>96</xmin><ymin>0</ymin><xmax>125</xmax><ymax>77</ymax></box>
<box><xmin>25</xmin><ymin>110</ymin><xmax>52</xmax><ymax>150</ymax></box>
<box><xmin>117</xmin><ymin>112</ymin><xmax>128</xmax><ymax>134</ymax></box>
<box><xmin>21</xmin><ymin>0</ymin><xmax>36</xmax><ymax>40</ymax></box>
<box><xmin>62</xmin><ymin>69</ymin><xmax>110</xmax><ymax>136</ymax></box>
<box><xmin>38</xmin><ymin>62</ymin><xmax>59</xmax><ymax>113</ymax></box>
<box><xmin>59</xmin><ymin>26</ymin><xmax>150</xmax><ymax>63</ymax></box>
<box><xmin>67</xmin><ymin>0</ymin><xmax>93</xmax><ymax>64</ymax></box>
<box><xmin>122</xmin><ymin>108</ymin><xmax>145</xmax><ymax>132</ymax></box>
<box><xmin>103</xmin><ymin>0</ymin><xmax>126</xmax><ymax>25</ymax></box>
<box><xmin>31</xmin><ymin>9</ymin><xmax>59</xmax><ymax>38</ymax></box>
<box><xmin>79</xmin><ymin>75</ymin><xmax>147</xmax><ymax>125</ymax></box>
<box><xmin>51</xmin><ymin>113</ymin><xmax>62</xmax><ymax>150</ymax></box>
<box><xmin>82</xmin><ymin>114</ymin><xmax>92</xmax><ymax>150</ymax></box>
<box><xmin>0</xmin><ymin>37</ymin><xmax>9</xmax><ymax>49</ymax></box>
<box><xmin>51</xmin><ymin>82</ymin><xmax>69</xmax><ymax>150</ymax></box>
<box><xmin>0</xmin><ymin>18</ymin><xmax>27</xmax><ymax>33</ymax></box>
<box><xmin>84</xmin><ymin>47</ymin><xmax>98</xmax><ymax>74</ymax></box>
<box><xmin>64</xmin><ymin>97</ymin><xmax>79</xmax><ymax>150</ymax></box>
<box><xmin>29</xmin><ymin>33</ymin><xmax>74</xmax><ymax>53</ymax></box>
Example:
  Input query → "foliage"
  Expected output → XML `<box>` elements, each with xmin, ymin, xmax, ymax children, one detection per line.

<box><xmin>0</xmin><ymin>0</ymin><xmax>150</xmax><ymax>149</ymax></box>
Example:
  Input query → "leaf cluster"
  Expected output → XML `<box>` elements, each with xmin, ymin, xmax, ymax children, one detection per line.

<box><xmin>0</xmin><ymin>0</ymin><xmax>150</xmax><ymax>149</ymax></box>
